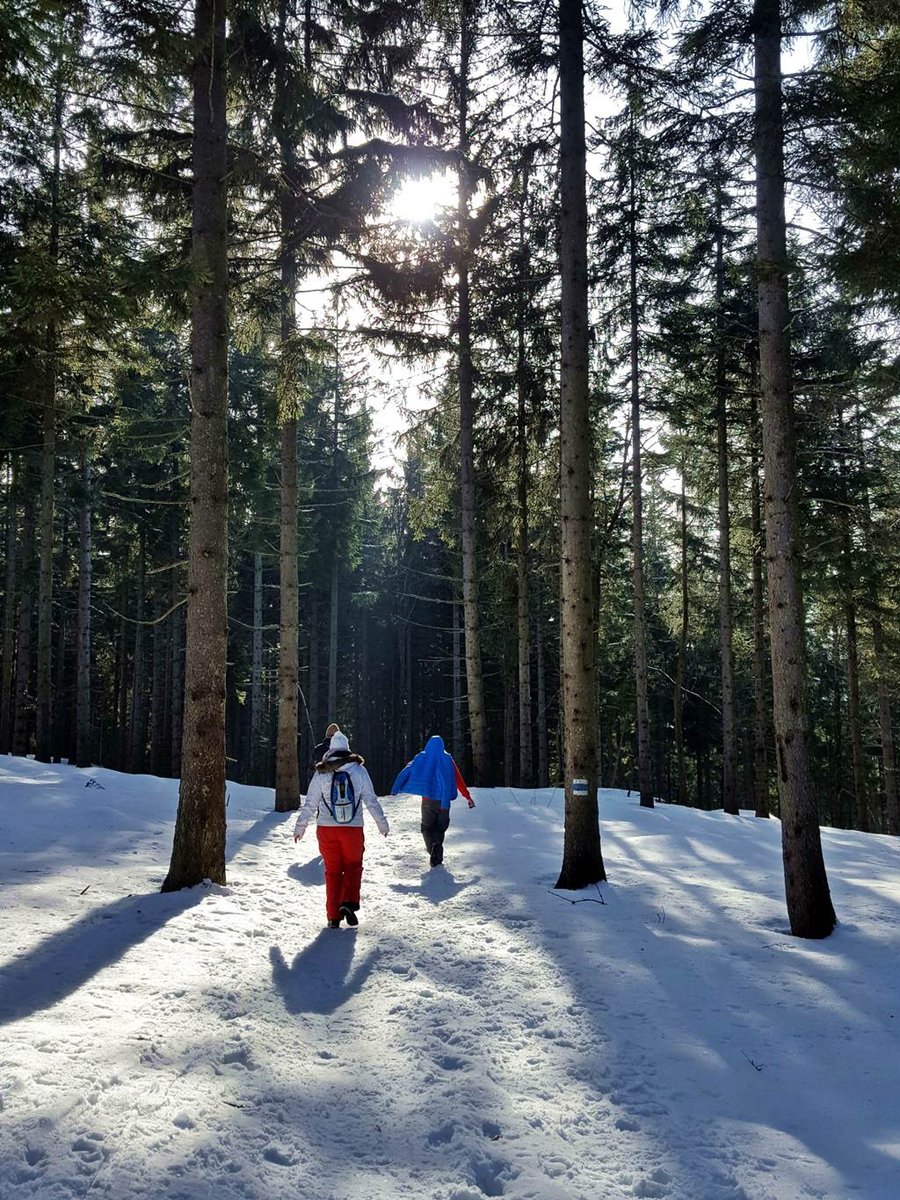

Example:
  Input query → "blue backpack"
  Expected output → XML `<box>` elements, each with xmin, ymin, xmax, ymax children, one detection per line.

<box><xmin>326</xmin><ymin>770</ymin><xmax>359</xmax><ymax>823</ymax></box>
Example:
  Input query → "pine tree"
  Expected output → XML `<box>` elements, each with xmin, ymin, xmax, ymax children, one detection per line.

<box><xmin>556</xmin><ymin>0</ymin><xmax>605</xmax><ymax>889</ymax></box>
<box><xmin>163</xmin><ymin>0</ymin><xmax>229</xmax><ymax>892</ymax></box>
<box><xmin>753</xmin><ymin>0</ymin><xmax>835</xmax><ymax>936</ymax></box>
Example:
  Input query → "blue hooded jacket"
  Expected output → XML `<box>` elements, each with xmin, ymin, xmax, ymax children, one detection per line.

<box><xmin>391</xmin><ymin>735</ymin><xmax>459</xmax><ymax>808</ymax></box>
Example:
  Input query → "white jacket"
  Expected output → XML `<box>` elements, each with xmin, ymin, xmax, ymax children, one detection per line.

<box><xmin>294</xmin><ymin>759</ymin><xmax>389</xmax><ymax>839</ymax></box>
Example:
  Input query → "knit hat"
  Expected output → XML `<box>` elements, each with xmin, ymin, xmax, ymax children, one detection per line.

<box><xmin>325</xmin><ymin>722</ymin><xmax>340</xmax><ymax>737</ymax></box>
<box><xmin>328</xmin><ymin>731</ymin><xmax>350</xmax><ymax>756</ymax></box>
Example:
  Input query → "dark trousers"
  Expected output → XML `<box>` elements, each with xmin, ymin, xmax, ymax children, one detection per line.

<box><xmin>421</xmin><ymin>798</ymin><xmax>450</xmax><ymax>863</ymax></box>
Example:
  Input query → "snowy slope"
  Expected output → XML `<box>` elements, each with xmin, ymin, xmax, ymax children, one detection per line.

<box><xmin>1</xmin><ymin>756</ymin><xmax>899</xmax><ymax>1200</ymax></box>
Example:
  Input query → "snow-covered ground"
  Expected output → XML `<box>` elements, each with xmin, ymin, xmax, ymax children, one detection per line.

<box><xmin>1</xmin><ymin>757</ymin><xmax>899</xmax><ymax>1200</ymax></box>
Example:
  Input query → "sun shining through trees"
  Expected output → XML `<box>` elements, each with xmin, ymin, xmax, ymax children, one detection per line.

<box><xmin>388</xmin><ymin>171</ymin><xmax>456</xmax><ymax>224</ymax></box>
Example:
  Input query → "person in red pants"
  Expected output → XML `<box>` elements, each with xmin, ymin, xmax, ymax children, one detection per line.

<box><xmin>293</xmin><ymin>731</ymin><xmax>389</xmax><ymax>928</ymax></box>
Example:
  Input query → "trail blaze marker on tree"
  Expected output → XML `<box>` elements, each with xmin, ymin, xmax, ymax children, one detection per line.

<box><xmin>572</xmin><ymin>778</ymin><xmax>588</xmax><ymax>797</ymax></box>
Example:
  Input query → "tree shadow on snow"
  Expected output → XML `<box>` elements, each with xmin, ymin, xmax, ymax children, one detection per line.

<box><xmin>389</xmin><ymin>866</ymin><xmax>475</xmax><ymax>906</ymax></box>
<box><xmin>0</xmin><ymin>889</ymin><xmax>201</xmax><ymax>1025</ymax></box>
<box><xmin>287</xmin><ymin>858</ymin><xmax>325</xmax><ymax>887</ymax></box>
<box><xmin>269</xmin><ymin>934</ymin><xmax>378</xmax><ymax>1015</ymax></box>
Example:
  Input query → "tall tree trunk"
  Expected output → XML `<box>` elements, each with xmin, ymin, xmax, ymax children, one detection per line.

<box><xmin>128</xmin><ymin>530</ymin><xmax>147</xmax><ymax>772</ymax></box>
<box><xmin>452</xmin><ymin>598</ymin><xmax>464</xmax><ymax>767</ymax></box>
<box><xmin>275</xmin><ymin>416</ymin><xmax>299</xmax><ymax>809</ymax></box>
<box><xmin>872</xmin><ymin>614</ymin><xmax>899</xmax><ymax>835</ymax></box>
<box><xmin>1</xmin><ymin>457</ymin><xmax>19</xmax><ymax>753</ymax></box>
<box><xmin>170</xmin><ymin>596</ymin><xmax>184</xmax><ymax>778</ymax></box>
<box><xmin>250</xmin><ymin>550</ymin><xmax>263</xmax><ymax>784</ymax></box>
<box><xmin>328</xmin><ymin>555</ymin><xmax>339</xmax><ymax>718</ymax></box>
<box><xmin>555</xmin><ymin>0</ymin><xmax>605</xmax><ymax>888</ymax></box>
<box><xmin>163</xmin><ymin>0</ymin><xmax>229</xmax><ymax>891</ymax></box>
<box><xmin>116</xmin><ymin>586</ymin><xmax>129</xmax><ymax>770</ymax></box>
<box><xmin>36</xmin><ymin>61</ymin><xmax>64</xmax><ymax>765</ymax></box>
<box><xmin>404</xmin><ymin>621</ymin><xmax>414</xmax><ymax>761</ymax></box>
<box><xmin>844</xmin><ymin>593</ymin><xmax>868</xmax><ymax>831</ymax></box>
<box><xmin>839</xmin><ymin>452</ymin><xmax>868</xmax><ymax>832</ymax></box>
<box><xmin>274</xmin><ymin>0</ymin><xmax>300</xmax><ymax>812</ymax></box>
<box><xmin>457</xmin><ymin>3</ymin><xmax>489</xmax><ymax>782</ymax></box>
<box><xmin>856</xmin><ymin>413</ymin><xmax>899</xmax><ymax>834</ymax></box>
<box><xmin>674</xmin><ymin>467</ymin><xmax>689</xmax><ymax>804</ymax></box>
<box><xmin>516</xmin><ymin>162</ymin><xmax>534</xmax><ymax>787</ymax></box>
<box><xmin>12</xmin><ymin>482</ymin><xmax>35</xmax><ymax>757</ymax></box>
<box><xmin>160</xmin><ymin>585</ymin><xmax>174</xmax><ymax>778</ymax></box>
<box><xmin>754</xmin><ymin>0</ymin><xmax>834</xmax><ymax>936</ymax></box>
<box><xmin>628</xmin><ymin>106</ymin><xmax>653</xmax><ymax>809</ymax></box>
<box><xmin>308</xmin><ymin>591</ymin><xmax>320</xmax><ymax>741</ymax></box>
<box><xmin>358</xmin><ymin>604</ymin><xmax>369</xmax><ymax>755</ymax></box>
<box><xmin>504</xmin><ymin>651</ymin><xmax>516</xmax><ymax>787</ymax></box>
<box><xmin>830</xmin><ymin>625</ymin><xmax>846</xmax><ymax>825</ymax></box>
<box><xmin>535</xmin><ymin>577</ymin><xmax>549</xmax><ymax>788</ymax></box>
<box><xmin>53</xmin><ymin>511</ymin><xmax>71</xmax><ymax>761</ymax></box>
<box><xmin>150</xmin><ymin>600</ymin><xmax>167</xmax><ymax>776</ymax></box>
<box><xmin>74</xmin><ymin>450</ymin><xmax>92</xmax><ymax>766</ymax></box>
<box><xmin>715</xmin><ymin>206</ymin><xmax>738</xmax><ymax>814</ymax></box>
<box><xmin>750</xmin><ymin>391</ymin><xmax>770</xmax><ymax>818</ymax></box>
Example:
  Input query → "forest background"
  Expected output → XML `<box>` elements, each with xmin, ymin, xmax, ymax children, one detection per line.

<box><xmin>1</xmin><ymin>2</ymin><xmax>898</xmax><ymax>882</ymax></box>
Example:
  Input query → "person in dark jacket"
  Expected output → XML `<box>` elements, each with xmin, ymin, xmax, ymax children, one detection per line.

<box><xmin>312</xmin><ymin>722</ymin><xmax>341</xmax><ymax>770</ymax></box>
<box><xmin>390</xmin><ymin>735</ymin><xmax>474</xmax><ymax>868</ymax></box>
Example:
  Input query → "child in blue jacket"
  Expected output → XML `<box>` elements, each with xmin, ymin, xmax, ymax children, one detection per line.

<box><xmin>391</xmin><ymin>735</ymin><xmax>474</xmax><ymax>867</ymax></box>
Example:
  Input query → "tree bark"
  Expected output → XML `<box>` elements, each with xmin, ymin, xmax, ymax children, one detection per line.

<box><xmin>856</xmin><ymin>414</ymin><xmax>898</xmax><ymax>834</ymax></box>
<box><xmin>628</xmin><ymin>105</ymin><xmax>653</xmax><ymax>809</ymax></box>
<box><xmin>128</xmin><ymin>529</ymin><xmax>147</xmax><ymax>772</ymax></box>
<box><xmin>1</xmin><ymin>457</ymin><xmax>19</xmax><ymax>753</ymax></box>
<box><xmin>750</xmin><ymin>391</ymin><xmax>770</xmax><ymax>818</ymax></box>
<box><xmin>754</xmin><ymin>0</ymin><xmax>834</xmax><ymax>936</ymax></box>
<box><xmin>250</xmin><ymin>550</ymin><xmax>264</xmax><ymax>783</ymax></box>
<box><xmin>150</xmin><ymin>595</ymin><xmax>167</xmax><ymax>776</ymax></box>
<box><xmin>457</xmin><ymin>3</ymin><xmax>489</xmax><ymax>783</ymax></box>
<box><xmin>715</xmin><ymin>207</ymin><xmax>738</xmax><ymax>814</ymax></box>
<box><xmin>162</xmin><ymin>0</ymin><xmax>229</xmax><ymax>891</ymax></box>
<box><xmin>872</xmin><ymin>613</ymin><xmax>899</xmax><ymax>835</ymax></box>
<box><xmin>674</xmin><ymin>467</ymin><xmax>688</xmax><ymax>804</ymax></box>
<box><xmin>36</xmin><ymin>62</ymin><xmax>64</xmax><ymax>765</ymax></box>
<box><xmin>328</xmin><ymin>555</ymin><xmax>339</xmax><ymax>717</ymax></box>
<box><xmin>555</xmin><ymin>0</ymin><xmax>605</xmax><ymax>888</ymax></box>
<box><xmin>12</xmin><ymin>480</ymin><xmax>35</xmax><ymax>757</ymax></box>
<box><xmin>275</xmin><ymin>417</ymin><xmax>300</xmax><ymax>810</ymax></box>
<box><xmin>844</xmin><ymin>592</ymin><xmax>868</xmax><ymax>831</ymax></box>
<box><xmin>170</xmin><ymin>589</ymin><xmax>184</xmax><ymax>778</ymax></box>
<box><xmin>74</xmin><ymin>449</ymin><xmax>92</xmax><ymax>767</ymax></box>
<box><xmin>535</xmin><ymin>577</ymin><xmax>549</xmax><ymax>788</ymax></box>
<box><xmin>274</xmin><ymin>0</ymin><xmax>300</xmax><ymax>812</ymax></box>
<box><xmin>504</xmin><ymin>651</ymin><xmax>516</xmax><ymax>788</ymax></box>
<box><xmin>452</xmin><ymin>598</ymin><xmax>464</xmax><ymax>766</ymax></box>
<box><xmin>516</xmin><ymin>163</ymin><xmax>534</xmax><ymax>787</ymax></box>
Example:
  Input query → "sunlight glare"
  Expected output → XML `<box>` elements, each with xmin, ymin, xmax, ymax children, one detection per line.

<box><xmin>389</xmin><ymin>172</ymin><xmax>455</xmax><ymax>224</ymax></box>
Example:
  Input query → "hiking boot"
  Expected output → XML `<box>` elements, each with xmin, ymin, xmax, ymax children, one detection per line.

<box><xmin>340</xmin><ymin>903</ymin><xmax>359</xmax><ymax>927</ymax></box>
<box><xmin>326</xmin><ymin>919</ymin><xmax>341</xmax><ymax>928</ymax></box>
<box><xmin>429</xmin><ymin>846</ymin><xmax>443</xmax><ymax>867</ymax></box>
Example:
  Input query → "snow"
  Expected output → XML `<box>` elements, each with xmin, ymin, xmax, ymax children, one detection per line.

<box><xmin>1</xmin><ymin>757</ymin><xmax>899</xmax><ymax>1200</ymax></box>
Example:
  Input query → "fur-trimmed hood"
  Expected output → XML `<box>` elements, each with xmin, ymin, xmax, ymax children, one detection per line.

<box><xmin>316</xmin><ymin>752</ymin><xmax>365</xmax><ymax>772</ymax></box>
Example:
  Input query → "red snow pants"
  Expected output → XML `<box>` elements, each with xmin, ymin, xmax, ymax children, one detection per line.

<box><xmin>316</xmin><ymin>825</ymin><xmax>365</xmax><ymax>921</ymax></box>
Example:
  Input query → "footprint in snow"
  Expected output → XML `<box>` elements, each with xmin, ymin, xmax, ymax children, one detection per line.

<box><xmin>632</xmin><ymin>1167</ymin><xmax>671</xmax><ymax>1198</ymax></box>
<box><xmin>263</xmin><ymin>1145</ymin><xmax>296</xmax><ymax>1166</ymax></box>
<box><xmin>435</xmin><ymin>1053</ymin><xmax>467</xmax><ymax>1071</ymax></box>
<box><xmin>427</xmin><ymin>1123</ymin><xmax>454</xmax><ymax>1146</ymax></box>
<box><xmin>72</xmin><ymin>1133</ymin><xmax>107</xmax><ymax>1170</ymax></box>
<box><xmin>469</xmin><ymin>1152</ymin><xmax>518</xmax><ymax>1197</ymax></box>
